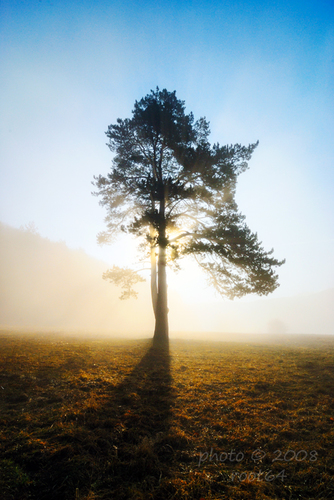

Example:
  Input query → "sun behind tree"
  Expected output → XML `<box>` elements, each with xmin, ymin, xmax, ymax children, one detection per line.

<box><xmin>93</xmin><ymin>88</ymin><xmax>285</xmax><ymax>343</ymax></box>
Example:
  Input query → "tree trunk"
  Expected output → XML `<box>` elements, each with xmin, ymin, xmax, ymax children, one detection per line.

<box><xmin>150</xmin><ymin>225</ymin><xmax>158</xmax><ymax>315</ymax></box>
<box><xmin>153</xmin><ymin>242</ymin><xmax>169</xmax><ymax>343</ymax></box>
<box><xmin>153</xmin><ymin>188</ymin><xmax>169</xmax><ymax>343</ymax></box>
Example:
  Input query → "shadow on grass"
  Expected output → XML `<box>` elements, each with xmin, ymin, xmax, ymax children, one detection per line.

<box><xmin>90</xmin><ymin>337</ymin><xmax>175</xmax><ymax>498</ymax></box>
<box><xmin>109</xmin><ymin>338</ymin><xmax>173</xmax><ymax>440</ymax></box>
<box><xmin>8</xmin><ymin>338</ymin><xmax>176</xmax><ymax>500</ymax></box>
<box><xmin>88</xmin><ymin>341</ymin><xmax>175</xmax><ymax>499</ymax></box>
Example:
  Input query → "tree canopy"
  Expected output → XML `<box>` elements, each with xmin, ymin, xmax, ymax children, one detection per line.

<box><xmin>93</xmin><ymin>88</ymin><xmax>285</xmax><ymax>341</ymax></box>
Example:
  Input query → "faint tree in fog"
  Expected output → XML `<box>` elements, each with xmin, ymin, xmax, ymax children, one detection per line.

<box><xmin>93</xmin><ymin>88</ymin><xmax>285</xmax><ymax>342</ymax></box>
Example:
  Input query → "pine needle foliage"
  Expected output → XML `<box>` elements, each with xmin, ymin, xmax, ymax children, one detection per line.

<box><xmin>93</xmin><ymin>88</ymin><xmax>284</xmax><ymax>304</ymax></box>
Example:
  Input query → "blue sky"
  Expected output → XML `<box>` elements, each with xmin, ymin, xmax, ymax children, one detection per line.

<box><xmin>1</xmin><ymin>0</ymin><xmax>333</xmax><ymax>302</ymax></box>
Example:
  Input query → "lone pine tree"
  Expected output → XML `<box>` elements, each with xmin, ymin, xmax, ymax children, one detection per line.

<box><xmin>93</xmin><ymin>88</ymin><xmax>285</xmax><ymax>343</ymax></box>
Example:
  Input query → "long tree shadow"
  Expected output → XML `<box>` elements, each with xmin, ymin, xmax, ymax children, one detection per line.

<box><xmin>112</xmin><ymin>338</ymin><xmax>173</xmax><ymax>437</ymax></box>
<box><xmin>11</xmin><ymin>337</ymin><xmax>176</xmax><ymax>500</ymax></box>
<box><xmin>95</xmin><ymin>337</ymin><xmax>176</xmax><ymax>497</ymax></box>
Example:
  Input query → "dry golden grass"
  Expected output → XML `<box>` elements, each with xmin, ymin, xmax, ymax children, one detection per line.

<box><xmin>0</xmin><ymin>330</ymin><xmax>333</xmax><ymax>499</ymax></box>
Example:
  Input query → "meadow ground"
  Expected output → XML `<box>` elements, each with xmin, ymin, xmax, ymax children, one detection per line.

<box><xmin>0</xmin><ymin>330</ymin><xmax>333</xmax><ymax>499</ymax></box>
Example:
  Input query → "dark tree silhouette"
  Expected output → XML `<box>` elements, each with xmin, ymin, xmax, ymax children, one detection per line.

<box><xmin>93</xmin><ymin>88</ymin><xmax>285</xmax><ymax>342</ymax></box>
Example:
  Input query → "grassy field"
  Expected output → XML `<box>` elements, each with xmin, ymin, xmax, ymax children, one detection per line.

<box><xmin>0</xmin><ymin>330</ymin><xmax>333</xmax><ymax>500</ymax></box>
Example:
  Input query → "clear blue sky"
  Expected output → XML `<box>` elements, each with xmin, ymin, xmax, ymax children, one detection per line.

<box><xmin>1</xmin><ymin>0</ymin><xmax>333</xmax><ymax>300</ymax></box>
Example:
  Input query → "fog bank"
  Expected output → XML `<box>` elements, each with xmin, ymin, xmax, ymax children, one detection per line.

<box><xmin>0</xmin><ymin>223</ymin><xmax>333</xmax><ymax>336</ymax></box>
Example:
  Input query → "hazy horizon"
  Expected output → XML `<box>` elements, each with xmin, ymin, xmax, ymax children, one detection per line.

<box><xmin>1</xmin><ymin>222</ymin><xmax>333</xmax><ymax>338</ymax></box>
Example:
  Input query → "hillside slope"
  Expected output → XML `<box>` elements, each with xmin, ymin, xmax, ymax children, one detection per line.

<box><xmin>0</xmin><ymin>223</ymin><xmax>153</xmax><ymax>333</ymax></box>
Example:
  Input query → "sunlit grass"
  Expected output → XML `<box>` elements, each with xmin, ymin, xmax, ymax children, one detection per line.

<box><xmin>0</xmin><ymin>330</ymin><xmax>333</xmax><ymax>499</ymax></box>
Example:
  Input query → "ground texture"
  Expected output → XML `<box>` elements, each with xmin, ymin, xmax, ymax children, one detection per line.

<box><xmin>0</xmin><ymin>331</ymin><xmax>333</xmax><ymax>499</ymax></box>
